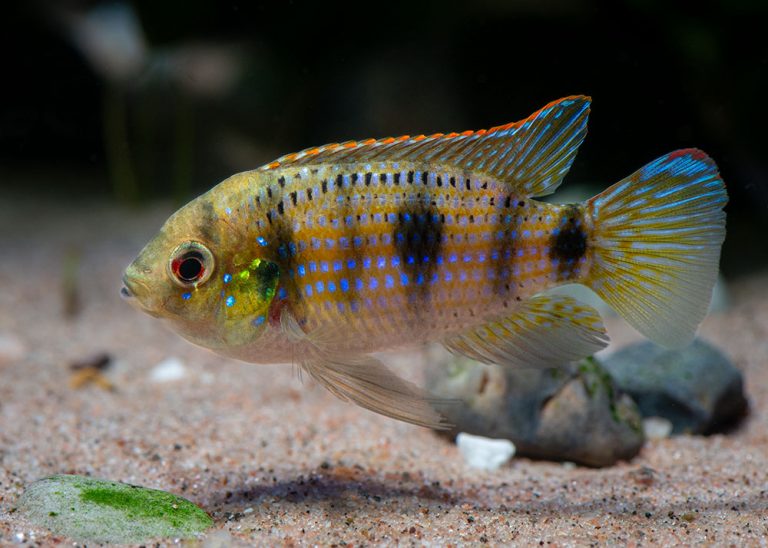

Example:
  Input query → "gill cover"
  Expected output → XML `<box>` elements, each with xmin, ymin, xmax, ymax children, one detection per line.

<box><xmin>219</xmin><ymin>256</ymin><xmax>280</xmax><ymax>345</ymax></box>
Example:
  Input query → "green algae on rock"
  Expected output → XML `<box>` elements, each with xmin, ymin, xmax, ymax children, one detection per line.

<box><xmin>17</xmin><ymin>474</ymin><xmax>212</xmax><ymax>543</ymax></box>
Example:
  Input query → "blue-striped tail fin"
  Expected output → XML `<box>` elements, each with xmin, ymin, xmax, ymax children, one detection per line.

<box><xmin>584</xmin><ymin>149</ymin><xmax>727</xmax><ymax>348</ymax></box>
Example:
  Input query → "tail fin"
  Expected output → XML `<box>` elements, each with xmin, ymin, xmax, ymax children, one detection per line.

<box><xmin>584</xmin><ymin>149</ymin><xmax>727</xmax><ymax>348</ymax></box>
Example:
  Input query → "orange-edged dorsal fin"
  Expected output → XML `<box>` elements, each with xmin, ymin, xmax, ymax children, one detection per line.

<box><xmin>259</xmin><ymin>96</ymin><xmax>591</xmax><ymax>197</ymax></box>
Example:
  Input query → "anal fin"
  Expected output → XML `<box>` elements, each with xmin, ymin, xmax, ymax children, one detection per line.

<box><xmin>443</xmin><ymin>294</ymin><xmax>609</xmax><ymax>369</ymax></box>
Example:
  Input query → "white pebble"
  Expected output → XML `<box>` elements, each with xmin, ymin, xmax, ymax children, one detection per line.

<box><xmin>0</xmin><ymin>333</ymin><xmax>26</xmax><ymax>365</ymax></box>
<box><xmin>456</xmin><ymin>432</ymin><xmax>516</xmax><ymax>470</ymax></box>
<box><xmin>149</xmin><ymin>357</ymin><xmax>187</xmax><ymax>382</ymax></box>
<box><xmin>643</xmin><ymin>416</ymin><xmax>673</xmax><ymax>439</ymax></box>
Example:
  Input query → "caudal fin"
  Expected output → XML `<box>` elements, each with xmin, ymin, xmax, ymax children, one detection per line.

<box><xmin>584</xmin><ymin>149</ymin><xmax>727</xmax><ymax>348</ymax></box>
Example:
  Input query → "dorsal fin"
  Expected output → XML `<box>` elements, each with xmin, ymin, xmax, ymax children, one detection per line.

<box><xmin>259</xmin><ymin>96</ymin><xmax>591</xmax><ymax>197</ymax></box>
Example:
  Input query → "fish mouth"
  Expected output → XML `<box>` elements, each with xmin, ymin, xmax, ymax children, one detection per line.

<box><xmin>121</xmin><ymin>273</ymin><xmax>162</xmax><ymax>318</ymax></box>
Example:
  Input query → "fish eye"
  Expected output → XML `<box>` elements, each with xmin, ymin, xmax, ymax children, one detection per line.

<box><xmin>168</xmin><ymin>241</ymin><xmax>214</xmax><ymax>287</ymax></box>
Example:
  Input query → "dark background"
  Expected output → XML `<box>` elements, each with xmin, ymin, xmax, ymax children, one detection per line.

<box><xmin>2</xmin><ymin>0</ymin><xmax>766</xmax><ymax>276</ymax></box>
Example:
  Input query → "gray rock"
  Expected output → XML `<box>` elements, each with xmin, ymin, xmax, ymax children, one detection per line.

<box><xmin>427</xmin><ymin>350</ymin><xmax>644</xmax><ymax>467</ymax></box>
<box><xmin>601</xmin><ymin>339</ymin><xmax>748</xmax><ymax>434</ymax></box>
<box><xmin>17</xmin><ymin>474</ymin><xmax>213</xmax><ymax>543</ymax></box>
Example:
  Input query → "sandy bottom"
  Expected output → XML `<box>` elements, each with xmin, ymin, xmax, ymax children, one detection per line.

<box><xmin>1</xmin><ymin>195</ymin><xmax>767</xmax><ymax>546</ymax></box>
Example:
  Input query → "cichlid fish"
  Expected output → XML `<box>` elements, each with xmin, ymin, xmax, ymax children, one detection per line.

<box><xmin>122</xmin><ymin>96</ymin><xmax>727</xmax><ymax>428</ymax></box>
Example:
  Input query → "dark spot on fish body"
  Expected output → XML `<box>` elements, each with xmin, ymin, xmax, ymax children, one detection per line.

<box><xmin>290</xmin><ymin>191</ymin><xmax>298</xmax><ymax>206</ymax></box>
<box><xmin>351</xmin><ymin>173</ymin><xmax>359</xmax><ymax>185</ymax></box>
<box><xmin>322</xmin><ymin>180</ymin><xmax>328</xmax><ymax>194</ymax></box>
<box><xmin>394</xmin><ymin>200</ymin><xmax>443</xmax><ymax>303</ymax></box>
<box><xmin>277</xmin><ymin>201</ymin><xmax>285</xmax><ymax>216</ymax></box>
<box><xmin>420</xmin><ymin>171</ymin><xmax>428</xmax><ymax>185</ymax></box>
<box><xmin>550</xmin><ymin>205</ymin><xmax>588</xmax><ymax>280</ymax></box>
<box><xmin>394</xmin><ymin>172</ymin><xmax>401</xmax><ymax>185</ymax></box>
<box><xmin>278</xmin><ymin>176</ymin><xmax>286</xmax><ymax>188</ymax></box>
<box><xmin>492</xmin><ymin>196</ymin><xmax>518</xmax><ymax>295</ymax></box>
<box><xmin>307</xmin><ymin>188</ymin><xmax>313</xmax><ymax>201</ymax></box>
<box><xmin>336</xmin><ymin>174</ymin><xmax>344</xmax><ymax>188</ymax></box>
<box><xmin>365</xmin><ymin>172</ymin><xmax>372</xmax><ymax>186</ymax></box>
<box><xmin>407</xmin><ymin>171</ymin><xmax>414</xmax><ymax>184</ymax></box>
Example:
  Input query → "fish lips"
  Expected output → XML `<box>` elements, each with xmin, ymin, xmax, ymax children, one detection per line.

<box><xmin>121</xmin><ymin>273</ymin><xmax>162</xmax><ymax>318</ymax></box>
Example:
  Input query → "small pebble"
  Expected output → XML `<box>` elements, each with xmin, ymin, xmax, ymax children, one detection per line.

<box><xmin>0</xmin><ymin>332</ymin><xmax>26</xmax><ymax>365</ymax></box>
<box><xmin>456</xmin><ymin>432</ymin><xmax>515</xmax><ymax>470</ymax></box>
<box><xmin>150</xmin><ymin>357</ymin><xmax>187</xmax><ymax>382</ymax></box>
<box><xmin>643</xmin><ymin>417</ymin><xmax>673</xmax><ymax>439</ymax></box>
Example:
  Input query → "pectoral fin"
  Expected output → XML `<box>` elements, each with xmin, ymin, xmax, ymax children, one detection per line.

<box><xmin>280</xmin><ymin>310</ymin><xmax>452</xmax><ymax>429</ymax></box>
<box><xmin>443</xmin><ymin>294</ymin><xmax>609</xmax><ymax>369</ymax></box>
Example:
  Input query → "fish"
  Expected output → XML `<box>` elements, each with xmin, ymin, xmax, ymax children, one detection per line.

<box><xmin>122</xmin><ymin>96</ymin><xmax>728</xmax><ymax>429</ymax></box>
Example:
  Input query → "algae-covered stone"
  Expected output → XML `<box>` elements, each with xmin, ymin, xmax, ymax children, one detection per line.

<box><xmin>17</xmin><ymin>474</ymin><xmax>212</xmax><ymax>543</ymax></box>
<box><xmin>427</xmin><ymin>348</ymin><xmax>644</xmax><ymax>467</ymax></box>
<box><xmin>601</xmin><ymin>339</ymin><xmax>748</xmax><ymax>434</ymax></box>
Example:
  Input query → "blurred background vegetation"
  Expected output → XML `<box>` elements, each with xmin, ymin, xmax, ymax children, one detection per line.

<box><xmin>1</xmin><ymin>0</ymin><xmax>766</xmax><ymax>276</ymax></box>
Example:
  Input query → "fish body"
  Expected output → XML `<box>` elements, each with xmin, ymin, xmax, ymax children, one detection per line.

<box><xmin>123</xmin><ymin>96</ymin><xmax>727</xmax><ymax>428</ymax></box>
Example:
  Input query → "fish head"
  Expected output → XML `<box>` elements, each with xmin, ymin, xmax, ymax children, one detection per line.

<box><xmin>122</xmin><ymin>192</ymin><xmax>280</xmax><ymax>350</ymax></box>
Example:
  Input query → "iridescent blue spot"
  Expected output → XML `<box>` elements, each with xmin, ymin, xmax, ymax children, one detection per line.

<box><xmin>340</xmin><ymin>237</ymin><xmax>349</xmax><ymax>248</ymax></box>
<box><xmin>385</xmin><ymin>274</ymin><xmax>394</xmax><ymax>288</ymax></box>
<box><xmin>400</xmin><ymin>272</ymin><xmax>409</xmax><ymax>286</ymax></box>
<box><xmin>320</xmin><ymin>261</ymin><xmax>329</xmax><ymax>273</ymax></box>
<box><xmin>316</xmin><ymin>281</ymin><xmax>324</xmax><ymax>293</ymax></box>
<box><xmin>347</xmin><ymin>259</ymin><xmax>356</xmax><ymax>269</ymax></box>
<box><xmin>436</xmin><ymin>255</ymin><xmax>444</xmax><ymax>265</ymax></box>
<box><xmin>517</xmin><ymin>249</ymin><xmax>524</xmax><ymax>257</ymax></box>
<box><xmin>449</xmin><ymin>253</ymin><xmax>458</xmax><ymax>263</ymax></box>
<box><xmin>311</xmin><ymin>238</ymin><xmax>321</xmax><ymax>250</ymax></box>
<box><xmin>491</xmin><ymin>250</ymin><xmax>499</xmax><ymax>260</ymax></box>
<box><xmin>355</xmin><ymin>278</ymin><xmax>364</xmax><ymax>291</ymax></box>
<box><xmin>463</xmin><ymin>254</ymin><xmax>472</xmax><ymax>263</ymax></box>
<box><xmin>396</xmin><ymin>232</ymin><xmax>404</xmax><ymax>243</ymax></box>
<box><xmin>363</xmin><ymin>257</ymin><xmax>371</xmax><ymax>269</ymax></box>
<box><xmin>278</xmin><ymin>244</ymin><xmax>288</xmax><ymax>258</ymax></box>
<box><xmin>374</xmin><ymin>213</ymin><xmax>382</xmax><ymax>223</ymax></box>
<box><xmin>377</xmin><ymin>256</ymin><xmax>386</xmax><ymax>268</ymax></box>
<box><xmin>333</xmin><ymin>260</ymin><xmax>343</xmax><ymax>272</ymax></box>
<box><xmin>345</xmin><ymin>215</ymin><xmax>353</xmax><ymax>225</ymax></box>
<box><xmin>340</xmin><ymin>279</ymin><xmax>350</xmax><ymax>292</ymax></box>
<box><xmin>416</xmin><ymin>273</ymin><xmax>424</xmax><ymax>285</ymax></box>
<box><xmin>337</xmin><ymin>302</ymin><xmax>345</xmax><ymax>313</ymax></box>
<box><xmin>369</xmin><ymin>277</ymin><xmax>378</xmax><ymax>289</ymax></box>
<box><xmin>445</xmin><ymin>271</ymin><xmax>453</xmax><ymax>282</ymax></box>
<box><xmin>381</xmin><ymin>234</ymin><xmax>391</xmax><ymax>245</ymax></box>
<box><xmin>328</xmin><ymin>281</ymin><xmax>336</xmax><ymax>292</ymax></box>
<box><xmin>222</xmin><ymin>273</ymin><xmax>232</xmax><ymax>284</ymax></box>
<box><xmin>252</xmin><ymin>315</ymin><xmax>265</xmax><ymax>326</ymax></box>
<box><xmin>388</xmin><ymin>213</ymin><xmax>397</xmax><ymax>223</ymax></box>
<box><xmin>430</xmin><ymin>273</ymin><xmax>438</xmax><ymax>284</ymax></box>
<box><xmin>305</xmin><ymin>284</ymin><xmax>313</xmax><ymax>297</ymax></box>
<box><xmin>225</xmin><ymin>207</ymin><xmax>232</xmax><ymax>215</ymax></box>
<box><xmin>422</xmin><ymin>255</ymin><xmax>429</xmax><ymax>264</ymax></box>
<box><xmin>298</xmin><ymin>265</ymin><xmax>306</xmax><ymax>277</ymax></box>
<box><xmin>226</xmin><ymin>295</ymin><xmax>236</xmax><ymax>307</ymax></box>
<box><xmin>309</xmin><ymin>261</ymin><xmax>317</xmax><ymax>273</ymax></box>
<box><xmin>523</xmin><ymin>230</ymin><xmax>531</xmax><ymax>238</ymax></box>
<box><xmin>407</xmin><ymin>255</ymin><xmax>415</xmax><ymax>265</ymax></box>
<box><xmin>350</xmin><ymin>300</ymin><xmax>360</xmax><ymax>313</ymax></box>
<box><xmin>403</xmin><ymin>212</ymin><xmax>411</xmax><ymax>222</ymax></box>
<box><xmin>257</xmin><ymin>236</ymin><xmax>268</xmax><ymax>246</ymax></box>
<box><xmin>278</xmin><ymin>287</ymin><xmax>287</xmax><ymax>299</ymax></box>
<box><xmin>182</xmin><ymin>292</ymin><xmax>192</xmax><ymax>301</ymax></box>
<box><xmin>478</xmin><ymin>252</ymin><xmax>486</xmax><ymax>263</ymax></box>
<box><xmin>354</xmin><ymin>236</ymin><xmax>363</xmax><ymax>247</ymax></box>
<box><xmin>391</xmin><ymin>256</ymin><xmax>401</xmax><ymax>267</ymax></box>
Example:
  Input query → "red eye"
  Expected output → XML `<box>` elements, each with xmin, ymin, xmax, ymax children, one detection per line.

<box><xmin>168</xmin><ymin>242</ymin><xmax>214</xmax><ymax>287</ymax></box>
<box><xmin>172</xmin><ymin>251</ymin><xmax>205</xmax><ymax>282</ymax></box>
